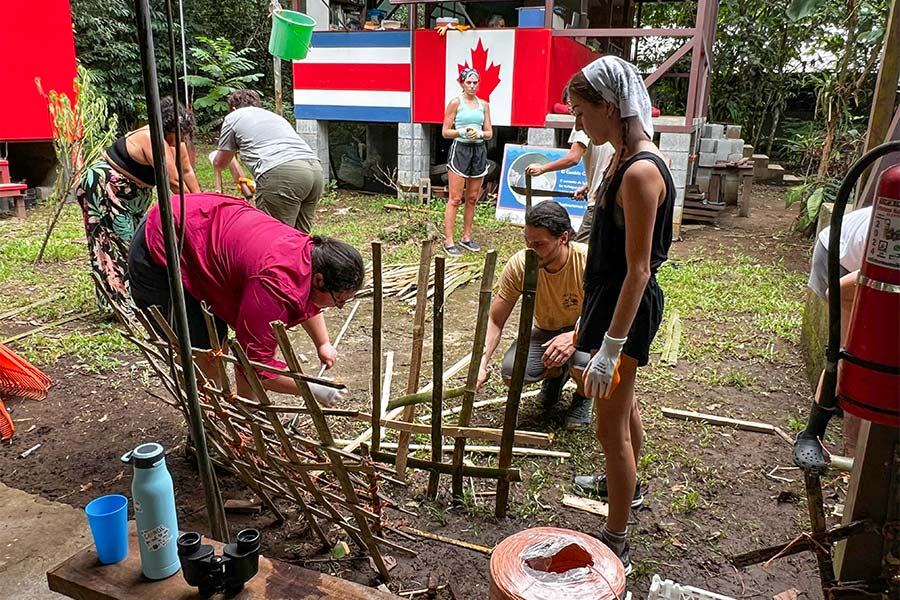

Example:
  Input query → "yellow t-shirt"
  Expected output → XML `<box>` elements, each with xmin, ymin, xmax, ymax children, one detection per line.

<box><xmin>496</xmin><ymin>242</ymin><xmax>587</xmax><ymax>331</ymax></box>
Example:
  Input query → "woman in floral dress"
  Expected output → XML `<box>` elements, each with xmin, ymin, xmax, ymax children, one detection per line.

<box><xmin>77</xmin><ymin>97</ymin><xmax>201</xmax><ymax>310</ymax></box>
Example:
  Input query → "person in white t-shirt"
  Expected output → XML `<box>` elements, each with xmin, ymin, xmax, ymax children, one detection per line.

<box><xmin>798</xmin><ymin>205</ymin><xmax>873</xmax><ymax>459</ymax></box>
<box><xmin>525</xmin><ymin>127</ymin><xmax>614</xmax><ymax>242</ymax></box>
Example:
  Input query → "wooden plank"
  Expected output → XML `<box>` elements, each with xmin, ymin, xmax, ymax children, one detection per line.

<box><xmin>562</xmin><ymin>494</ymin><xmax>609</xmax><ymax>517</ymax></box>
<box><xmin>739</xmin><ymin>173</ymin><xmax>753</xmax><ymax>217</ymax></box>
<box><xmin>661</xmin><ymin>407</ymin><xmax>776</xmax><ymax>434</ymax></box>
<box><xmin>46</xmin><ymin>523</ymin><xmax>401</xmax><ymax>600</ymax></box>
<box><xmin>707</xmin><ymin>172</ymin><xmax>722</xmax><ymax>204</ymax></box>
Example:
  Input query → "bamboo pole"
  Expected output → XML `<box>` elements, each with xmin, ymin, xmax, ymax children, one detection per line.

<box><xmin>371</xmin><ymin>449</ymin><xmax>521</xmax><ymax>482</ymax></box>
<box><xmin>371</xmin><ymin>241</ymin><xmax>383</xmax><ymax>452</ymax></box>
<box><xmin>1</xmin><ymin>311</ymin><xmax>97</xmax><ymax>345</ymax></box>
<box><xmin>395</xmin><ymin>239</ymin><xmax>433</xmax><ymax>478</ymax></box>
<box><xmin>426</xmin><ymin>256</ymin><xmax>445</xmax><ymax>500</ymax></box>
<box><xmin>362</xmin><ymin>441</ymin><xmax>569</xmax><ymax>459</ymax></box>
<box><xmin>453</xmin><ymin>251</ymin><xmax>497</xmax><ymax>501</ymax></box>
<box><xmin>318</xmin><ymin>300</ymin><xmax>360</xmax><ymax>378</ymax></box>
<box><xmin>421</xmin><ymin>390</ymin><xmax>540</xmax><ymax>423</ymax></box>
<box><xmin>356</xmin><ymin>414</ymin><xmax>553</xmax><ymax>447</ymax></box>
<box><xmin>0</xmin><ymin>293</ymin><xmax>65</xmax><ymax>320</ymax></box>
<box><xmin>387</xmin><ymin>385</ymin><xmax>466</xmax><ymax>411</ymax></box>
<box><xmin>495</xmin><ymin>249</ymin><xmax>538</xmax><ymax>517</ymax></box>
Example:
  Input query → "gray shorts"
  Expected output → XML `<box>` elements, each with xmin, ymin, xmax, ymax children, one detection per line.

<box><xmin>808</xmin><ymin>240</ymin><xmax>848</xmax><ymax>300</ymax></box>
<box><xmin>500</xmin><ymin>326</ymin><xmax>589</xmax><ymax>382</ymax></box>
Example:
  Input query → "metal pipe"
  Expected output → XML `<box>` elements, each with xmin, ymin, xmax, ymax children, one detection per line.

<box><xmin>820</xmin><ymin>141</ymin><xmax>900</xmax><ymax>410</ymax></box>
<box><xmin>133</xmin><ymin>0</ymin><xmax>230</xmax><ymax>542</ymax></box>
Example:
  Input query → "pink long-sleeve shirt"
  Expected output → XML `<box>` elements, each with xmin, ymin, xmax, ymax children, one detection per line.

<box><xmin>144</xmin><ymin>193</ymin><xmax>319</xmax><ymax>376</ymax></box>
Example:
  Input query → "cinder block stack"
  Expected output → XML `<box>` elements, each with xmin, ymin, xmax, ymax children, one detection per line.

<box><xmin>694</xmin><ymin>123</ymin><xmax>753</xmax><ymax>201</ymax></box>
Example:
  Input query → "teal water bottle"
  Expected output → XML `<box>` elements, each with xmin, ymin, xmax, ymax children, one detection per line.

<box><xmin>122</xmin><ymin>442</ymin><xmax>181</xmax><ymax>579</ymax></box>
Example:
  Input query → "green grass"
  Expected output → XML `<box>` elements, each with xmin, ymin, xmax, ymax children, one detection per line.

<box><xmin>670</xmin><ymin>487</ymin><xmax>701</xmax><ymax>513</ymax></box>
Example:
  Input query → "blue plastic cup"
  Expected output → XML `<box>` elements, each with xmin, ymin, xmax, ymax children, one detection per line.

<box><xmin>84</xmin><ymin>494</ymin><xmax>129</xmax><ymax>564</ymax></box>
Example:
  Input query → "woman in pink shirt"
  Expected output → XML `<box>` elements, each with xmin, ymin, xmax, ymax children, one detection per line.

<box><xmin>128</xmin><ymin>193</ymin><xmax>363</xmax><ymax>405</ymax></box>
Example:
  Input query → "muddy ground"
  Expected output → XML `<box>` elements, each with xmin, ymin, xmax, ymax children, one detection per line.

<box><xmin>0</xmin><ymin>186</ymin><xmax>846</xmax><ymax>599</ymax></box>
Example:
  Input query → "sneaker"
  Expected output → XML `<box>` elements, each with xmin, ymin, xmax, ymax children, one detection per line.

<box><xmin>536</xmin><ymin>368</ymin><xmax>567</xmax><ymax>409</ymax></box>
<box><xmin>458</xmin><ymin>238</ymin><xmax>481</xmax><ymax>252</ymax></box>
<box><xmin>564</xmin><ymin>393</ymin><xmax>592</xmax><ymax>430</ymax></box>
<box><xmin>573</xmin><ymin>473</ymin><xmax>644</xmax><ymax>508</ymax></box>
<box><xmin>444</xmin><ymin>244</ymin><xmax>462</xmax><ymax>256</ymax></box>
<box><xmin>615</xmin><ymin>542</ymin><xmax>633</xmax><ymax>576</ymax></box>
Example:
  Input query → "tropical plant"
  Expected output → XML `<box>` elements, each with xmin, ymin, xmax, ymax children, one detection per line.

<box><xmin>185</xmin><ymin>36</ymin><xmax>264</xmax><ymax>125</ymax></box>
<box><xmin>34</xmin><ymin>66</ymin><xmax>118</xmax><ymax>262</ymax></box>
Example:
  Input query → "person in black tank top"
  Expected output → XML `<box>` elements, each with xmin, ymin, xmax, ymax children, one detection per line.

<box><xmin>563</xmin><ymin>56</ymin><xmax>675</xmax><ymax>575</ymax></box>
<box><xmin>75</xmin><ymin>97</ymin><xmax>201</xmax><ymax>312</ymax></box>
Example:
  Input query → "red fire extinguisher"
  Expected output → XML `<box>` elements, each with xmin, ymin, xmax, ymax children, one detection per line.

<box><xmin>837</xmin><ymin>164</ymin><xmax>900</xmax><ymax>427</ymax></box>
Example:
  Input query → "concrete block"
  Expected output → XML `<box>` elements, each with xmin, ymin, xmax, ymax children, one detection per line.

<box><xmin>715</xmin><ymin>144</ymin><xmax>731</xmax><ymax>162</ymax></box>
<box><xmin>727</xmin><ymin>153</ymin><xmax>744</xmax><ymax>162</ymax></box>
<box><xmin>699</xmin><ymin>138</ymin><xmax>717</xmax><ymax>153</ymax></box>
<box><xmin>659</xmin><ymin>132</ymin><xmax>692</xmax><ymax>152</ymax></box>
<box><xmin>398</xmin><ymin>122</ymin><xmax>414</xmax><ymax>137</ymax></box>
<box><xmin>729</xmin><ymin>139</ymin><xmax>745</xmax><ymax>155</ymax></box>
<box><xmin>702</xmin><ymin>123</ymin><xmax>725</xmax><ymax>139</ymax></box>
<box><xmin>752</xmin><ymin>154</ymin><xmax>769</xmax><ymax>180</ymax></box>
<box><xmin>767</xmin><ymin>163</ymin><xmax>785</xmax><ymax>183</ymax></box>
<box><xmin>742</xmin><ymin>144</ymin><xmax>754</xmax><ymax>159</ymax></box>
<box><xmin>527</xmin><ymin>127</ymin><xmax>556</xmax><ymax>147</ymax></box>
<box><xmin>670</xmin><ymin>168</ymin><xmax>688</xmax><ymax>188</ymax></box>
<box><xmin>699</xmin><ymin>152</ymin><xmax>717</xmax><ymax>168</ymax></box>
<box><xmin>675</xmin><ymin>188</ymin><xmax>685</xmax><ymax>208</ymax></box>
<box><xmin>296</xmin><ymin>120</ymin><xmax>329</xmax><ymax>175</ymax></box>
<box><xmin>726</xmin><ymin>125</ymin><xmax>742</xmax><ymax>139</ymax></box>
<box><xmin>296</xmin><ymin>119</ymin><xmax>318</xmax><ymax>134</ymax></box>
<box><xmin>667</xmin><ymin>152</ymin><xmax>689</xmax><ymax>172</ymax></box>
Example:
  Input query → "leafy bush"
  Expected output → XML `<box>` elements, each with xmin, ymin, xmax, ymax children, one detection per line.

<box><xmin>185</xmin><ymin>36</ymin><xmax>264</xmax><ymax>129</ymax></box>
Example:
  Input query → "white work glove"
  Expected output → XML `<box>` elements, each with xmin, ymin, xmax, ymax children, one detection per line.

<box><xmin>308</xmin><ymin>380</ymin><xmax>346</xmax><ymax>408</ymax></box>
<box><xmin>584</xmin><ymin>332</ymin><xmax>627</xmax><ymax>400</ymax></box>
<box><xmin>466</xmin><ymin>128</ymin><xmax>484</xmax><ymax>140</ymax></box>
<box><xmin>208</xmin><ymin>150</ymin><xmax>219</xmax><ymax>165</ymax></box>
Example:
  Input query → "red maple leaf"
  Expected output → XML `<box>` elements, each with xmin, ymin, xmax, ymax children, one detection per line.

<box><xmin>457</xmin><ymin>38</ymin><xmax>502</xmax><ymax>102</ymax></box>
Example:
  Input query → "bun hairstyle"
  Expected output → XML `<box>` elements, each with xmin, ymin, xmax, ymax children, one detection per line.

<box><xmin>458</xmin><ymin>68</ymin><xmax>480</xmax><ymax>83</ymax></box>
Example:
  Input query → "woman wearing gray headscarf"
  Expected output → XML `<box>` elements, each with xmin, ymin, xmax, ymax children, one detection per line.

<box><xmin>567</xmin><ymin>55</ymin><xmax>674</xmax><ymax>574</ymax></box>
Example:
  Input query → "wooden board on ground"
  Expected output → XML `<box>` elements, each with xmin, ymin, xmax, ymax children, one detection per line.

<box><xmin>47</xmin><ymin>522</ymin><xmax>401</xmax><ymax>600</ymax></box>
<box><xmin>562</xmin><ymin>494</ymin><xmax>610</xmax><ymax>517</ymax></box>
<box><xmin>661</xmin><ymin>407</ymin><xmax>776</xmax><ymax>434</ymax></box>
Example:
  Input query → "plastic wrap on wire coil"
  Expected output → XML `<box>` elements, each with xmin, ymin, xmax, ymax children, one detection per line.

<box><xmin>489</xmin><ymin>527</ymin><xmax>625</xmax><ymax>600</ymax></box>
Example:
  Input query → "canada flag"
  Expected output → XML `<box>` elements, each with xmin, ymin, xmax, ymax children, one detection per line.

<box><xmin>413</xmin><ymin>29</ymin><xmax>553</xmax><ymax>127</ymax></box>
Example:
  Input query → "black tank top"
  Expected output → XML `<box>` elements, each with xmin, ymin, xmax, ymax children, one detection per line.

<box><xmin>106</xmin><ymin>135</ymin><xmax>156</xmax><ymax>186</ymax></box>
<box><xmin>584</xmin><ymin>151</ymin><xmax>675</xmax><ymax>287</ymax></box>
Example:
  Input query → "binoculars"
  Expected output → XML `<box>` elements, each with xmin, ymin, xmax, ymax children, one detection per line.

<box><xmin>177</xmin><ymin>528</ymin><xmax>261</xmax><ymax>597</ymax></box>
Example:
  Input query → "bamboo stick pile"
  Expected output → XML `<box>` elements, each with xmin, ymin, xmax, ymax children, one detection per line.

<box><xmin>356</xmin><ymin>259</ymin><xmax>481</xmax><ymax>304</ymax></box>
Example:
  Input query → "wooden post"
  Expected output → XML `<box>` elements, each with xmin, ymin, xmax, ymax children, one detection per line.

<box><xmin>371</xmin><ymin>241</ymin><xmax>383</xmax><ymax>452</ymax></box>
<box><xmin>803</xmin><ymin>470</ymin><xmax>835</xmax><ymax>588</ymax></box>
<box><xmin>452</xmin><ymin>251</ymin><xmax>497</xmax><ymax>501</ymax></box>
<box><xmin>708</xmin><ymin>171</ymin><xmax>722</xmax><ymax>203</ymax></box>
<box><xmin>426</xmin><ymin>256</ymin><xmax>445</xmax><ymax>500</ymax></box>
<box><xmin>738</xmin><ymin>172</ymin><xmax>753</xmax><ymax>217</ymax></box>
<box><xmin>834</xmin><ymin>421</ymin><xmax>899</xmax><ymax>580</ymax></box>
<box><xmin>395</xmin><ymin>240</ymin><xmax>434</xmax><ymax>478</ymax></box>
<box><xmin>495</xmin><ymin>250</ymin><xmax>538</xmax><ymax>517</ymax></box>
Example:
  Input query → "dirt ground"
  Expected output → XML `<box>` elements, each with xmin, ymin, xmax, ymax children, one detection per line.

<box><xmin>0</xmin><ymin>185</ymin><xmax>846</xmax><ymax>599</ymax></box>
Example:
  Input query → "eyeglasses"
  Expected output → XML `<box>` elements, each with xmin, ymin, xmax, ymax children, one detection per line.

<box><xmin>327</xmin><ymin>289</ymin><xmax>352</xmax><ymax>309</ymax></box>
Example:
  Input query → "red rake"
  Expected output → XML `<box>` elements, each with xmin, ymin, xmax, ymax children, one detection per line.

<box><xmin>0</xmin><ymin>342</ymin><xmax>52</xmax><ymax>441</ymax></box>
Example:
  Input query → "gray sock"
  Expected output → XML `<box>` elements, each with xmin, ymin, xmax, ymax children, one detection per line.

<box><xmin>600</xmin><ymin>525</ymin><xmax>628</xmax><ymax>554</ymax></box>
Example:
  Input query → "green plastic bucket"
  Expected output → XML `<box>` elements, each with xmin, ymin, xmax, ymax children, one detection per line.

<box><xmin>268</xmin><ymin>10</ymin><xmax>316</xmax><ymax>60</ymax></box>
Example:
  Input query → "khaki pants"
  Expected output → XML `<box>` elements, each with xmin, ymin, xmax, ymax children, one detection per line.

<box><xmin>255</xmin><ymin>159</ymin><xmax>323</xmax><ymax>233</ymax></box>
<box><xmin>575</xmin><ymin>202</ymin><xmax>594</xmax><ymax>243</ymax></box>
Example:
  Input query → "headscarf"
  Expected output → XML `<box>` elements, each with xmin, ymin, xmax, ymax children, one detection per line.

<box><xmin>581</xmin><ymin>56</ymin><xmax>654</xmax><ymax>139</ymax></box>
<box><xmin>459</xmin><ymin>68</ymin><xmax>480</xmax><ymax>83</ymax></box>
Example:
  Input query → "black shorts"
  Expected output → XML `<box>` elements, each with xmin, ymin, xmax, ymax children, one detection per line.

<box><xmin>576</xmin><ymin>276</ymin><xmax>664</xmax><ymax>367</ymax></box>
<box><xmin>128</xmin><ymin>220</ymin><xmax>228</xmax><ymax>349</ymax></box>
<box><xmin>448</xmin><ymin>140</ymin><xmax>488</xmax><ymax>178</ymax></box>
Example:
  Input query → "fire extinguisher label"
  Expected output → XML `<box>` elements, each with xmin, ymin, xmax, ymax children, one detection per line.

<box><xmin>866</xmin><ymin>195</ymin><xmax>900</xmax><ymax>271</ymax></box>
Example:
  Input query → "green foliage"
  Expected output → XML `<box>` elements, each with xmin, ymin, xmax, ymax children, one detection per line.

<box><xmin>185</xmin><ymin>36</ymin><xmax>264</xmax><ymax>126</ymax></box>
<box><xmin>70</xmin><ymin>0</ymin><xmax>172</xmax><ymax>130</ymax></box>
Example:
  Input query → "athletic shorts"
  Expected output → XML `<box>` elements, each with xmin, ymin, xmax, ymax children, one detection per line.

<box><xmin>448</xmin><ymin>140</ymin><xmax>488</xmax><ymax>178</ymax></box>
<box><xmin>576</xmin><ymin>276</ymin><xmax>664</xmax><ymax>367</ymax></box>
<box><xmin>808</xmin><ymin>240</ymin><xmax>849</xmax><ymax>300</ymax></box>
<box><xmin>128</xmin><ymin>220</ymin><xmax>228</xmax><ymax>348</ymax></box>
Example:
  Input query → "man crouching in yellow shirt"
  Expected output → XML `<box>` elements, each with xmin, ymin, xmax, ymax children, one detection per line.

<box><xmin>476</xmin><ymin>201</ymin><xmax>592</xmax><ymax>429</ymax></box>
